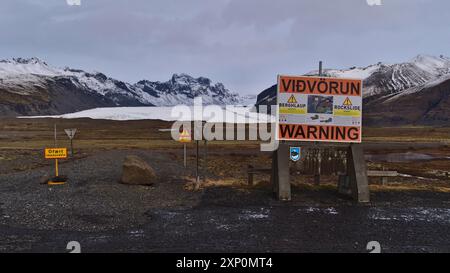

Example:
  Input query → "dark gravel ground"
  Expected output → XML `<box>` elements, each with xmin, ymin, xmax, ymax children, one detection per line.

<box><xmin>0</xmin><ymin>149</ymin><xmax>450</xmax><ymax>253</ymax></box>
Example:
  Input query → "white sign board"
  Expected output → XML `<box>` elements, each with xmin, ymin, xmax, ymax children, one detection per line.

<box><xmin>276</xmin><ymin>75</ymin><xmax>362</xmax><ymax>143</ymax></box>
<box><xmin>64</xmin><ymin>128</ymin><xmax>77</xmax><ymax>140</ymax></box>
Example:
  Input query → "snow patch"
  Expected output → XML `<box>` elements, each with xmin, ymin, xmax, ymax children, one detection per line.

<box><xmin>369</xmin><ymin>207</ymin><xmax>450</xmax><ymax>223</ymax></box>
<box><xmin>20</xmin><ymin>106</ymin><xmax>276</xmax><ymax>123</ymax></box>
<box><xmin>384</xmin><ymin>73</ymin><xmax>450</xmax><ymax>102</ymax></box>
<box><xmin>300</xmin><ymin>207</ymin><xmax>339</xmax><ymax>215</ymax></box>
<box><xmin>239</xmin><ymin>208</ymin><xmax>270</xmax><ymax>220</ymax></box>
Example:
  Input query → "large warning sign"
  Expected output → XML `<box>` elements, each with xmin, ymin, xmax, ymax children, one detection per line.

<box><xmin>276</xmin><ymin>75</ymin><xmax>362</xmax><ymax>143</ymax></box>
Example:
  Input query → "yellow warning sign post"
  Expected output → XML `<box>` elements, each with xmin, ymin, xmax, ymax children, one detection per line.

<box><xmin>178</xmin><ymin>130</ymin><xmax>191</xmax><ymax>168</ymax></box>
<box><xmin>178</xmin><ymin>130</ymin><xmax>192</xmax><ymax>143</ymax></box>
<box><xmin>44</xmin><ymin>148</ymin><xmax>68</xmax><ymax>185</ymax></box>
<box><xmin>45</xmin><ymin>148</ymin><xmax>67</xmax><ymax>159</ymax></box>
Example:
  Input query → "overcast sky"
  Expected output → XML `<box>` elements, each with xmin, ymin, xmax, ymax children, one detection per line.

<box><xmin>1</xmin><ymin>0</ymin><xmax>449</xmax><ymax>94</ymax></box>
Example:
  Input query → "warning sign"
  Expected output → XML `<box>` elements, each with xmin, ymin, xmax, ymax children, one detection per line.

<box><xmin>343</xmin><ymin>97</ymin><xmax>352</xmax><ymax>106</ymax></box>
<box><xmin>45</xmin><ymin>148</ymin><xmax>68</xmax><ymax>159</ymax></box>
<box><xmin>64</xmin><ymin>128</ymin><xmax>77</xmax><ymax>140</ymax></box>
<box><xmin>279</xmin><ymin>76</ymin><xmax>361</xmax><ymax>96</ymax></box>
<box><xmin>279</xmin><ymin>94</ymin><xmax>307</xmax><ymax>115</ymax></box>
<box><xmin>276</xmin><ymin>75</ymin><xmax>362</xmax><ymax>143</ymax></box>
<box><xmin>278</xmin><ymin>124</ymin><xmax>361</xmax><ymax>142</ymax></box>
<box><xmin>334</xmin><ymin>96</ymin><xmax>361</xmax><ymax>117</ymax></box>
<box><xmin>178</xmin><ymin>129</ymin><xmax>191</xmax><ymax>143</ymax></box>
<box><xmin>287</xmin><ymin>95</ymin><xmax>297</xmax><ymax>103</ymax></box>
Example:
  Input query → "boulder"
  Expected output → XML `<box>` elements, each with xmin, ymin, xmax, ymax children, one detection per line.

<box><xmin>120</xmin><ymin>155</ymin><xmax>157</xmax><ymax>185</ymax></box>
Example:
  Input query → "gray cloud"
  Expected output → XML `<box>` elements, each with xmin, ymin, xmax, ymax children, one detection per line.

<box><xmin>1</xmin><ymin>0</ymin><xmax>449</xmax><ymax>94</ymax></box>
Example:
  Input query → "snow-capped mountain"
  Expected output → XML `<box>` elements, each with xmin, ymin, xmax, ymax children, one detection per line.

<box><xmin>255</xmin><ymin>54</ymin><xmax>450</xmax><ymax>125</ymax></box>
<box><xmin>364</xmin><ymin>73</ymin><xmax>450</xmax><ymax>126</ymax></box>
<box><xmin>309</xmin><ymin>54</ymin><xmax>450</xmax><ymax>98</ymax></box>
<box><xmin>134</xmin><ymin>74</ymin><xmax>240</xmax><ymax>106</ymax></box>
<box><xmin>235</xmin><ymin>94</ymin><xmax>257</xmax><ymax>106</ymax></box>
<box><xmin>0</xmin><ymin>57</ymin><xmax>242</xmax><ymax>116</ymax></box>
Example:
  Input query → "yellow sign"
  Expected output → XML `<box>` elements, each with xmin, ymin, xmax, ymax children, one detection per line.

<box><xmin>178</xmin><ymin>130</ymin><xmax>191</xmax><ymax>143</ymax></box>
<box><xmin>343</xmin><ymin>97</ymin><xmax>352</xmax><ymax>106</ymax></box>
<box><xmin>279</xmin><ymin>94</ymin><xmax>306</xmax><ymax>115</ymax></box>
<box><xmin>45</xmin><ymin>148</ymin><xmax>67</xmax><ymax>159</ymax></box>
<box><xmin>334</xmin><ymin>97</ymin><xmax>361</xmax><ymax>117</ymax></box>
<box><xmin>280</xmin><ymin>107</ymin><xmax>306</xmax><ymax>115</ymax></box>
<box><xmin>287</xmin><ymin>95</ymin><xmax>297</xmax><ymax>104</ymax></box>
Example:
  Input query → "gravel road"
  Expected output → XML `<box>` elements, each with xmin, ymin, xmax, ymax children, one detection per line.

<box><xmin>1</xmin><ymin>149</ymin><xmax>450</xmax><ymax>253</ymax></box>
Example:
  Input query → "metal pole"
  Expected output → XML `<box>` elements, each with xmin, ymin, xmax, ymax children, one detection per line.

<box><xmin>196</xmin><ymin>140</ymin><xmax>200</xmax><ymax>185</ymax></box>
<box><xmin>55</xmin><ymin>159</ymin><xmax>59</xmax><ymax>177</ymax></box>
<box><xmin>319</xmin><ymin>61</ymin><xmax>323</xmax><ymax>76</ymax></box>
<box><xmin>70</xmin><ymin>138</ymin><xmax>74</xmax><ymax>157</ymax></box>
<box><xmin>204</xmin><ymin>140</ymin><xmax>207</xmax><ymax>181</ymax></box>
<box><xmin>184</xmin><ymin>143</ymin><xmax>187</xmax><ymax>168</ymax></box>
<box><xmin>195</xmin><ymin>140</ymin><xmax>199</xmax><ymax>177</ymax></box>
<box><xmin>314</xmin><ymin>61</ymin><xmax>323</xmax><ymax>185</ymax></box>
<box><xmin>54</xmin><ymin>124</ymin><xmax>57</xmax><ymax>147</ymax></box>
<box><xmin>54</xmin><ymin>124</ymin><xmax>57</xmax><ymax>179</ymax></box>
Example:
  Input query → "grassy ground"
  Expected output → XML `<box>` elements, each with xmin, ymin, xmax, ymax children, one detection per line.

<box><xmin>1</xmin><ymin>117</ymin><xmax>449</xmax><ymax>184</ymax></box>
<box><xmin>1</xmin><ymin>118</ymin><xmax>450</xmax><ymax>252</ymax></box>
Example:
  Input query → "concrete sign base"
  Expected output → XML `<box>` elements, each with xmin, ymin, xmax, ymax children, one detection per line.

<box><xmin>271</xmin><ymin>143</ymin><xmax>291</xmax><ymax>201</ymax></box>
<box><xmin>271</xmin><ymin>143</ymin><xmax>370</xmax><ymax>203</ymax></box>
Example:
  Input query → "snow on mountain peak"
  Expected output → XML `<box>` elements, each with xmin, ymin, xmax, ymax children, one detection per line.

<box><xmin>134</xmin><ymin>73</ymin><xmax>241</xmax><ymax>106</ymax></box>
<box><xmin>411</xmin><ymin>54</ymin><xmax>449</xmax><ymax>63</ymax></box>
<box><xmin>0</xmin><ymin>57</ymin><xmax>244</xmax><ymax>107</ymax></box>
<box><xmin>410</xmin><ymin>54</ymin><xmax>450</xmax><ymax>75</ymax></box>
<box><xmin>16</xmin><ymin>57</ymin><xmax>47</xmax><ymax>65</ymax></box>
<box><xmin>170</xmin><ymin>73</ymin><xmax>213</xmax><ymax>88</ymax></box>
<box><xmin>0</xmin><ymin>57</ymin><xmax>47</xmax><ymax>65</ymax></box>
<box><xmin>306</xmin><ymin>54</ymin><xmax>450</xmax><ymax>98</ymax></box>
<box><xmin>171</xmin><ymin>73</ymin><xmax>191</xmax><ymax>83</ymax></box>
<box><xmin>0</xmin><ymin>57</ymin><xmax>62</xmax><ymax>77</ymax></box>
<box><xmin>384</xmin><ymin>73</ymin><xmax>450</xmax><ymax>103</ymax></box>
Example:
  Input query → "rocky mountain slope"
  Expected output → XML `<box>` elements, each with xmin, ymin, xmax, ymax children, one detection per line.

<box><xmin>364</xmin><ymin>74</ymin><xmax>450</xmax><ymax>126</ymax></box>
<box><xmin>0</xmin><ymin>58</ymin><xmax>242</xmax><ymax>116</ymax></box>
<box><xmin>313</xmin><ymin>54</ymin><xmax>450</xmax><ymax>99</ymax></box>
<box><xmin>256</xmin><ymin>54</ymin><xmax>450</xmax><ymax>126</ymax></box>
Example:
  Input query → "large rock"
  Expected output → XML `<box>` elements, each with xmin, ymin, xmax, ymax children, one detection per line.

<box><xmin>120</xmin><ymin>155</ymin><xmax>157</xmax><ymax>185</ymax></box>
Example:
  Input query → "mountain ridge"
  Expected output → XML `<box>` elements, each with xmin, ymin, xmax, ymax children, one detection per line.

<box><xmin>0</xmin><ymin>57</ymin><xmax>243</xmax><ymax>116</ymax></box>
<box><xmin>307</xmin><ymin>54</ymin><xmax>450</xmax><ymax>98</ymax></box>
<box><xmin>255</xmin><ymin>54</ymin><xmax>450</xmax><ymax>126</ymax></box>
